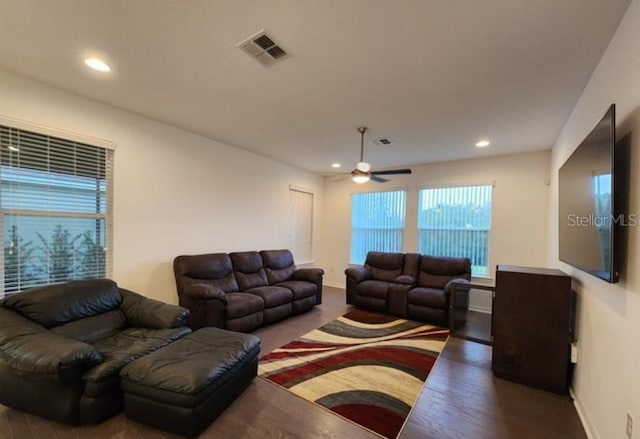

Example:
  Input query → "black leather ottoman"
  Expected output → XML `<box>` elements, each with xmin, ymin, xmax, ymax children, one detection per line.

<box><xmin>120</xmin><ymin>328</ymin><xmax>260</xmax><ymax>436</ymax></box>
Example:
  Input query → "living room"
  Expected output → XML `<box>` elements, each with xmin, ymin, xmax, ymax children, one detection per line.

<box><xmin>0</xmin><ymin>1</ymin><xmax>639</xmax><ymax>439</ymax></box>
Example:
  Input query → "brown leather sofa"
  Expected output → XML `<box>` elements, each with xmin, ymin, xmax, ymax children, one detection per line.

<box><xmin>174</xmin><ymin>249</ymin><xmax>324</xmax><ymax>332</ymax></box>
<box><xmin>345</xmin><ymin>252</ymin><xmax>471</xmax><ymax>328</ymax></box>
<box><xmin>0</xmin><ymin>279</ymin><xmax>190</xmax><ymax>425</ymax></box>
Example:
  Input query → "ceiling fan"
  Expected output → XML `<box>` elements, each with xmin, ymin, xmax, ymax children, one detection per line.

<box><xmin>341</xmin><ymin>126</ymin><xmax>412</xmax><ymax>183</ymax></box>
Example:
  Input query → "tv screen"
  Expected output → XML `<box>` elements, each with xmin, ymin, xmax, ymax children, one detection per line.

<box><xmin>559</xmin><ymin>104</ymin><xmax>627</xmax><ymax>283</ymax></box>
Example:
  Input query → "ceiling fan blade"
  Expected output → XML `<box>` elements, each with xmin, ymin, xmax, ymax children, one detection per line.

<box><xmin>371</xmin><ymin>175</ymin><xmax>389</xmax><ymax>183</ymax></box>
<box><xmin>370</xmin><ymin>168</ymin><xmax>412</xmax><ymax>176</ymax></box>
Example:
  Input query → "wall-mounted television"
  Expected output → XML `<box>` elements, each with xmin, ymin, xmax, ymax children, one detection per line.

<box><xmin>558</xmin><ymin>104</ymin><xmax>629</xmax><ymax>283</ymax></box>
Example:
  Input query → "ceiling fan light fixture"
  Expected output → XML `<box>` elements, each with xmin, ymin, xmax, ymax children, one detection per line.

<box><xmin>335</xmin><ymin>125</ymin><xmax>410</xmax><ymax>185</ymax></box>
<box><xmin>351</xmin><ymin>168</ymin><xmax>370</xmax><ymax>184</ymax></box>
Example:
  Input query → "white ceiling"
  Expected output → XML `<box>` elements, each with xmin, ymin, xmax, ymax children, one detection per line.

<box><xmin>0</xmin><ymin>0</ymin><xmax>631</xmax><ymax>174</ymax></box>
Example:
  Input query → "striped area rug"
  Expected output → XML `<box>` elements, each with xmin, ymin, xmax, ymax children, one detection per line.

<box><xmin>258</xmin><ymin>309</ymin><xmax>449</xmax><ymax>438</ymax></box>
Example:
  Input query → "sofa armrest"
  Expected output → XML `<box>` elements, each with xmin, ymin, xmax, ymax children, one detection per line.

<box><xmin>120</xmin><ymin>289</ymin><xmax>190</xmax><ymax>329</ymax></box>
<box><xmin>345</xmin><ymin>266</ymin><xmax>372</xmax><ymax>283</ymax></box>
<box><xmin>445</xmin><ymin>278</ymin><xmax>470</xmax><ymax>296</ymax></box>
<box><xmin>291</xmin><ymin>268</ymin><xmax>325</xmax><ymax>283</ymax></box>
<box><xmin>183</xmin><ymin>284</ymin><xmax>228</xmax><ymax>303</ymax></box>
<box><xmin>394</xmin><ymin>275</ymin><xmax>415</xmax><ymax>285</ymax></box>
<box><xmin>0</xmin><ymin>308</ymin><xmax>101</xmax><ymax>375</ymax></box>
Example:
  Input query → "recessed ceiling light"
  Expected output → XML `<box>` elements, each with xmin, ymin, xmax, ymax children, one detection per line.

<box><xmin>476</xmin><ymin>140</ymin><xmax>490</xmax><ymax>148</ymax></box>
<box><xmin>84</xmin><ymin>58</ymin><xmax>111</xmax><ymax>72</ymax></box>
<box><xmin>331</xmin><ymin>163</ymin><xmax>341</xmax><ymax>168</ymax></box>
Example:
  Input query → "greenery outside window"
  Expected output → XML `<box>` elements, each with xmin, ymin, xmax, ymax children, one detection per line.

<box><xmin>350</xmin><ymin>190</ymin><xmax>406</xmax><ymax>264</ymax></box>
<box><xmin>0</xmin><ymin>122</ymin><xmax>114</xmax><ymax>295</ymax></box>
<box><xmin>417</xmin><ymin>184</ymin><xmax>493</xmax><ymax>276</ymax></box>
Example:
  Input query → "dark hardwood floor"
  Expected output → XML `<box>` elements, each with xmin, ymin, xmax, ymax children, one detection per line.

<box><xmin>0</xmin><ymin>287</ymin><xmax>586</xmax><ymax>439</ymax></box>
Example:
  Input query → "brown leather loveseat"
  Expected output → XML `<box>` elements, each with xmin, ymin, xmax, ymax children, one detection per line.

<box><xmin>174</xmin><ymin>249</ymin><xmax>324</xmax><ymax>332</ymax></box>
<box><xmin>346</xmin><ymin>251</ymin><xmax>471</xmax><ymax>328</ymax></box>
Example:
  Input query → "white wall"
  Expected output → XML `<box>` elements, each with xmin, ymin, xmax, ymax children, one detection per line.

<box><xmin>547</xmin><ymin>1</ymin><xmax>640</xmax><ymax>438</ymax></box>
<box><xmin>320</xmin><ymin>149</ymin><xmax>551</xmax><ymax>311</ymax></box>
<box><xmin>0</xmin><ymin>70</ymin><xmax>324</xmax><ymax>305</ymax></box>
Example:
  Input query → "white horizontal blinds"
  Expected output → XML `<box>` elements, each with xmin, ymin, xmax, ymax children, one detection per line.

<box><xmin>287</xmin><ymin>188</ymin><xmax>313</xmax><ymax>264</ymax></box>
<box><xmin>351</xmin><ymin>190</ymin><xmax>406</xmax><ymax>264</ymax></box>
<box><xmin>417</xmin><ymin>184</ymin><xmax>492</xmax><ymax>276</ymax></box>
<box><xmin>0</xmin><ymin>125</ymin><xmax>113</xmax><ymax>295</ymax></box>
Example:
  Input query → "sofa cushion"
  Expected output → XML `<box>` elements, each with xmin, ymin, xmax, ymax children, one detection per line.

<box><xmin>418</xmin><ymin>256</ymin><xmax>471</xmax><ymax>288</ymax></box>
<box><xmin>230</xmin><ymin>251</ymin><xmax>269</xmax><ymax>290</ymax></box>
<box><xmin>408</xmin><ymin>287</ymin><xmax>448</xmax><ymax>309</ymax></box>
<box><xmin>83</xmin><ymin>327</ymin><xmax>190</xmax><ymax>384</ymax></box>
<box><xmin>275</xmin><ymin>280</ymin><xmax>316</xmax><ymax>300</ymax></box>
<box><xmin>364</xmin><ymin>252</ymin><xmax>404</xmax><ymax>282</ymax></box>
<box><xmin>260</xmin><ymin>249</ymin><xmax>297</xmax><ymax>284</ymax></box>
<box><xmin>0</xmin><ymin>307</ymin><xmax>102</xmax><ymax>375</ymax></box>
<box><xmin>2</xmin><ymin>279</ymin><xmax>122</xmax><ymax>327</ymax></box>
<box><xmin>356</xmin><ymin>280</ymin><xmax>391</xmax><ymax>299</ymax></box>
<box><xmin>51</xmin><ymin>310</ymin><xmax>127</xmax><ymax>344</ymax></box>
<box><xmin>174</xmin><ymin>253</ymin><xmax>239</xmax><ymax>293</ymax></box>
<box><xmin>245</xmin><ymin>286</ymin><xmax>293</xmax><ymax>308</ymax></box>
<box><xmin>225</xmin><ymin>292</ymin><xmax>264</xmax><ymax>319</ymax></box>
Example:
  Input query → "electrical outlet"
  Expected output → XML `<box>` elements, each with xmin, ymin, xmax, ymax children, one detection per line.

<box><xmin>570</xmin><ymin>343</ymin><xmax>578</xmax><ymax>364</ymax></box>
<box><xmin>627</xmin><ymin>412</ymin><xmax>634</xmax><ymax>439</ymax></box>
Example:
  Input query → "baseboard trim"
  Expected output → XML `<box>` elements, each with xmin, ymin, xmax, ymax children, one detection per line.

<box><xmin>324</xmin><ymin>281</ymin><xmax>345</xmax><ymax>289</ymax></box>
<box><xmin>468</xmin><ymin>305</ymin><xmax>492</xmax><ymax>314</ymax></box>
<box><xmin>570</xmin><ymin>387</ymin><xmax>597</xmax><ymax>439</ymax></box>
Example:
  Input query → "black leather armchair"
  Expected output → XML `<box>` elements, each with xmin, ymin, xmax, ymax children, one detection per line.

<box><xmin>0</xmin><ymin>279</ymin><xmax>190</xmax><ymax>425</ymax></box>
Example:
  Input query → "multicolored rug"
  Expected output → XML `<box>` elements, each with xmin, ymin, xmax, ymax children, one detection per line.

<box><xmin>258</xmin><ymin>309</ymin><xmax>449</xmax><ymax>438</ymax></box>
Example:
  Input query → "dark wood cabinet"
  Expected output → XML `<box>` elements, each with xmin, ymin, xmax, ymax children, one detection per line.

<box><xmin>492</xmin><ymin>265</ymin><xmax>573</xmax><ymax>394</ymax></box>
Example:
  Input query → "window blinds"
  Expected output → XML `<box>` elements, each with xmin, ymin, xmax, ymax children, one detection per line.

<box><xmin>351</xmin><ymin>190</ymin><xmax>406</xmax><ymax>264</ymax></box>
<box><xmin>417</xmin><ymin>184</ymin><xmax>492</xmax><ymax>276</ymax></box>
<box><xmin>0</xmin><ymin>124</ymin><xmax>114</xmax><ymax>295</ymax></box>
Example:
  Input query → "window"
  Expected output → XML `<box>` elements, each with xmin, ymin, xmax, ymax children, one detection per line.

<box><xmin>0</xmin><ymin>123</ymin><xmax>114</xmax><ymax>295</ymax></box>
<box><xmin>287</xmin><ymin>187</ymin><xmax>313</xmax><ymax>264</ymax></box>
<box><xmin>417</xmin><ymin>184</ymin><xmax>492</xmax><ymax>276</ymax></box>
<box><xmin>351</xmin><ymin>190</ymin><xmax>406</xmax><ymax>264</ymax></box>
<box><xmin>593</xmin><ymin>171</ymin><xmax>611</xmax><ymax>268</ymax></box>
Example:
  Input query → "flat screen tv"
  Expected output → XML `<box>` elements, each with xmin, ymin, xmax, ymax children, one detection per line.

<box><xmin>559</xmin><ymin>104</ymin><xmax>629</xmax><ymax>283</ymax></box>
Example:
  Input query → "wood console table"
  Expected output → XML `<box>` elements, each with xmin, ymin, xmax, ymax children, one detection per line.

<box><xmin>452</xmin><ymin>266</ymin><xmax>574</xmax><ymax>394</ymax></box>
<box><xmin>448</xmin><ymin>280</ymin><xmax>495</xmax><ymax>345</ymax></box>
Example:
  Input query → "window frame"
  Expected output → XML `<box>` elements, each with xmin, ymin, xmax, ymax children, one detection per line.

<box><xmin>416</xmin><ymin>182</ymin><xmax>494</xmax><ymax>278</ymax></box>
<box><xmin>350</xmin><ymin>188</ymin><xmax>407</xmax><ymax>265</ymax></box>
<box><xmin>0</xmin><ymin>116</ymin><xmax>115</xmax><ymax>296</ymax></box>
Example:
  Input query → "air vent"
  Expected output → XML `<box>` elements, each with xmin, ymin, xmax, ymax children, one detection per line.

<box><xmin>369</xmin><ymin>138</ymin><xmax>393</xmax><ymax>147</ymax></box>
<box><xmin>237</xmin><ymin>30</ymin><xmax>288</xmax><ymax>66</ymax></box>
